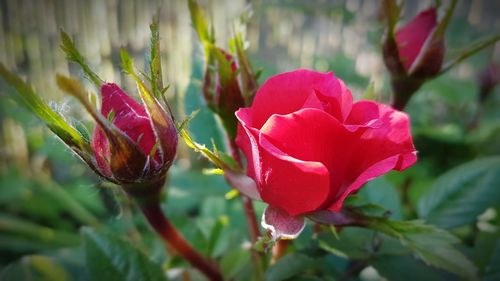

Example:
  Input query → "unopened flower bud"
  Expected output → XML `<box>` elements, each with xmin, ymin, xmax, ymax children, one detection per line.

<box><xmin>203</xmin><ymin>48</ymin><xmax>244</xmax><ymax>138</ymax></box>
<box><xmin>383</xmin><ymin>7</ymin><xmax>444</xmax><ymax>79</ymax></box>
<box><xmin>92</xmin><ymin>83</ymin><xmax>177</xmax><ymax>186</ymax></box>
<box><xmin>477</xmin><ymin>63</ymin><xmax>500</xmax><ymax>103</ymax></box>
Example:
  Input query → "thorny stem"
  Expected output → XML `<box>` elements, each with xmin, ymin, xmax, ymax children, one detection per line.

<box><xmin>139</xmin><ymin>200</ymin><xmax>223</xmax><ymax>281</ymax></box>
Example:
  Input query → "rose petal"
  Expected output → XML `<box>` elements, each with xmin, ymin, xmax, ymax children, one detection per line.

<box><xmin>395</xmin><ymin>7</ymin><xmax>438</xmax><ymax>71</ymax></box>
<box><xmin>327</xmin><ymin>155</ymin><xmax>401</xmax><ymax>211</ymax></box>
<box><xmin>92</xmin><ymin>128</ymin><xmax>112</xmax><ymax>177</ymax></box>
<box><xmin>262</xmin><ymin>205</ymin><xmax>305</xmax><ymax>240</ymax></box>
<box><xmin>224</xmin><ymin>170</ymin><xmax>261</xmax><ymax>200</ymax></box>
<box><xmin>258</xmin><ymin>134</ymin><xmax>330</xmax><ymax>216</ymax></box>
<box><xmin>345</xmin><ymin>100</ymin><xmax>385</xmax><ymax>130</ymax></box>
<box><xmin>327</xmin><ymin>102</ymin><xmax>417</xmax><ymax>210</ymax></box>
<box><xmin>93</xmin><ymin>84</ymin><xmax>160</xmax><ymax>173</ymax></box>
<box><xmin>250</xmin><ymin>69</ymin><xmax>351</xmax><ymax>129</ymax></box>
<box><xmin>235</xmin><ymin>108</ymin><xmax>261</xmax><ymax>182</ymax></box>
<box><xmin>98</xmin><ymin>84</ymin><xmax>157</xmax><ymax>156</ymax></box>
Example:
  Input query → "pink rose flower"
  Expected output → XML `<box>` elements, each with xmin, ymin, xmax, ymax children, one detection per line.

<box><xmin>235</xmin><ymin>69</ymin><xmax>416</xmax><ymax>219</ymax></box>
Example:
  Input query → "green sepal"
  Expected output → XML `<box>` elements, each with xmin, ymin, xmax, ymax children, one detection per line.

<box><xmin>60</xmin><ymin>31</ymin><xmax>103</xmax><ymax>88</ymax></box>
<box><xmin>230</xmin><ymin>32</ymin><xmax>258</xmax><ymax>106</ymax></box>
<box><xmin>149</xmin><ymin>16</ymin><xmax>163</xmax><ymax>100</ymax></box>
<box><xmin>433</xmin><ymin>0</ymin><xmax>457</xmax><ymax>40</ymax></box>
<box><xmin>56</xmin><ymin>74</ymin><xmax>147</xmax><ymax>182</ymax></box>
<box><xmin>382</xmin><ymin>0</ymin><xmax>402</xmax><ymax>38</ymax></box>
<box><xmin>0</xmin><ymin>63</ymin><xmax>90</xmax><ymax>155</ymax></box>
<box><xmin>120</xmin><ymin>49</ymin><xmax>177</xmax><ymax>170</ymax></box>
<box><xmin>188</xmin><ymin>0</ymin><xmax>215</xmax><ymax>49</ymax></box>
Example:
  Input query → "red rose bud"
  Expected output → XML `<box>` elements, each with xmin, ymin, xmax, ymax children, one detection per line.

<box><xmin>203</xmin><ymin>48</ymin><xmax>244</xmax><ymax>138</ymax></box>
<box><xmin>382</xmin><ymin>6</ymin><xmax>448</xmax><ymax>110</ymax></box>
<box><xmin>92</xmin><ymin>83</ymin><xmax>177</xmax><ymax>185</ymax></box>
<box><xmin>396</xmin><ymin>8</ymin><xmax>444</xmax><ymax>77</ymax></box>
<box><xmin>477</xmin><ymin>63</ymin><xmax>500</xmax><ymax>103</ymax></box>
<box><xmin>384</xmin><ymin>7</ymin><xmax>444</xmax><ymax>79</ymax></box>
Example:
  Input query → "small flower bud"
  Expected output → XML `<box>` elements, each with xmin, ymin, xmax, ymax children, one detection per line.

<box><xmin>202</xmin><ymin>48</ymin><xmax>244</xmax><ymax>138</ymax></box>
<box><xmin>383</xmin><ymin>7</ymin><xmax>444</xmax><ymax>79</ymax></box>
<box><xmin>92</xmin><ymin>83</ymin><xmax>177</xmax><ymax>185</ymax></box>
<box><xmin>477</xmin><ymin>63</ymin><xmax>500</xmax><ymax>103</ymax></box>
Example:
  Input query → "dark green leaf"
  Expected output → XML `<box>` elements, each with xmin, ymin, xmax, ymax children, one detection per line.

<box><xmin>368</xmin><ymin>219</ymin><xmax>478</xmax><ymax>280</ymax></box>
<box><xmin>417</xmin><ymin>157</ymin><xmax>500</xmax><ymax>229</ymax></box>
<box><xmin>371</xmin><ymin>255</ymin><xmax>444</xmax><ymax>281</ymax></box>
<box><xmin>82</xmin><ymin>227</ymin><xmax>167</xmax><ymax>281</ymax></box>
<box><xmin>264</xmin><ymin>254</ymin><xmax>314</xmax><ymax>281</ymax></box>
<box><xmin>358</xmin><ymin>177</ymin><xmax>403</xmax><ymax>219</ymax></box>
<box><xmin>220</xmin><ymin>247</ymin><xmax>251</xmax><ymax>279</ymax></box>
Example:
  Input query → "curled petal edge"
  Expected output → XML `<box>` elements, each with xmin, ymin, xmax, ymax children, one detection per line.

<box><xmin>262</xmin><ymin>205</ymin><xmax>305</xmax><ymax>241</ymax></box>
<box><xmin>224</xmin><ymin>170</ymin><xmax>261</xmax><ymax>200</ymax></box>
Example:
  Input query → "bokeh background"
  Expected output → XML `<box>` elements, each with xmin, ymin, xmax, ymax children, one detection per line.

<box><xmin>0</xmin><ymin>0</ymin><xmax>499</xmax><ymax>280</ymax></box>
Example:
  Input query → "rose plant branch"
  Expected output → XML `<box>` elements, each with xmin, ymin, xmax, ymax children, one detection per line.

<box><xmin>132</xmin><ymin>190</ymin><xmax>223</xmax><ymax>281</ymax></box>
<box><xmin>187</xmin><ymin>0</ymin><xmax>265</xmax><ymax>273</ymax></box>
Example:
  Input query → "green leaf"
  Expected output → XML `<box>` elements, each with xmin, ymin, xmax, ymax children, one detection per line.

<box><xmin>0</xmin><ymin>214</ymin><xmax>80</xmax><ymax>248</ymax></box>
<box><xmin>417</xmin><ymin>157</ymin><xmax>500</xmax><ymax>229</ymax></box>
<box><xmin>357</xmin><ymin>177</ymin><xmax>403</xmax><ymax>219</ymax></box>
<box><xmin>318</xmin><ymin>227</ymin><xmax>409</xmax><ymax>260</ymax></box>
<box><xmin>484</xmin><ymin>240</ymin><xmax>500</xmax><ymax>281</ymax></box>
<box><xmin>368</xmin><ymin>219</ymin><xmax>478</xmax><ymax>280</ymax></box>
<box><xmin>82</xmin><ymin>227</ymin><xmax>168</xmax><ymax>281</ymax></box>
<box><xmin>264</xmin><ymin>253</ymin><xmax>314</xmax><ymax>281</ymax></box>
<box><xmin>370</xmin><ymin>255</ymin><xmax>444</xmax><ymax>281</ymax></box>
<box><xmin>440</xmin><ymin>34</ymin><xmax>500</xmax><ymax>74</ymax></box>
<box><xmin>473</xmin><ymin>231</ymin><xmax>500</xmax><ymax>281</ymax></box>
<box><xmin>0</xmin><ymin>64</ymin><xmax>89</xmax><ymax>154</ymax></box>
<box><xmin>60</xmin><ymin>31</ymin><xmax>103</xmax><ymax>87</ymax></box>
<box><xmin>220</xmin><ymin>247</ymin><xmax>251</xmax><ymax>280</ymax></box>
<box><xmin>0</xmin><ymin>255</ymin><xmax>73</xmax><ymax>281</ymax></box>
<box><xmin>188</xmin><ymin>0</ymin><xmax>214</xmax><ymax>46</ymax></box>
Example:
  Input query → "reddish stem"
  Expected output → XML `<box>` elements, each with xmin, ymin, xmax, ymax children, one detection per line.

<box><xmin>227</xmin><ymin>137</ymin><xmax>263</xmax><ymax>280</ymax></box>
<box><xmin>227</xmin><ymin>137</ymin><xmax>261</xmax><ymax>242</ymax></box>
<box><xmin>140</xmin><ymin>202</ymin><xmax>223</xmax><ymax>281</ymax></box>
<box><xmin>390</xmin><ymin>77</ymin><xmax>424</xmax><ymax>111</ymax></box>
<box><xmin>271</xmin><ymin>239</ymin><xmax>290</xmax><ymax>263</ymax></box>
